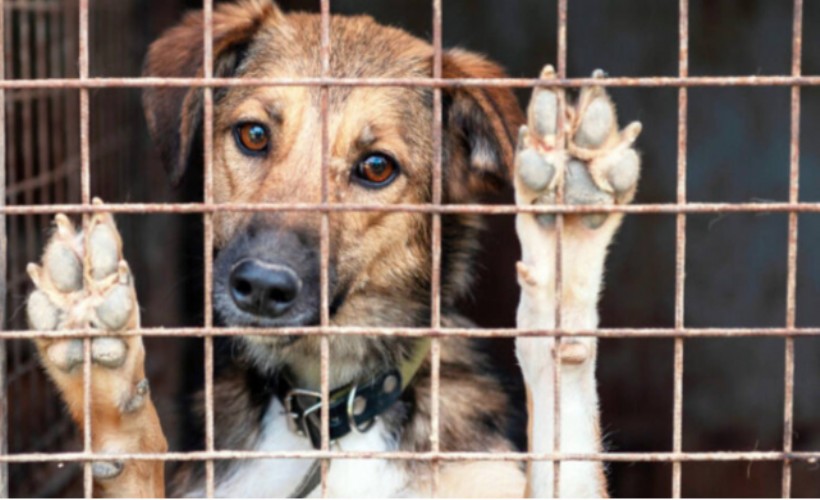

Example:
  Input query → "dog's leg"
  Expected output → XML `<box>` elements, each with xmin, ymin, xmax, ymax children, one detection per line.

<box><xmin>26</xmin><ymin>200</ymin><xmax>166</xmax><ymax>497</ymax></box>
<box><xmin>514</xmin><ymin>67</ymin><xmax>641</xmax><ymax>498</ymax></box>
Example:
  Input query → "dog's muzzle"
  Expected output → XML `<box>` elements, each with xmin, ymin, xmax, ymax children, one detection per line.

<box><xmin>213</xmin><ymin>227</ymin><xmax>324</xmax><ymax>327</ymax></box>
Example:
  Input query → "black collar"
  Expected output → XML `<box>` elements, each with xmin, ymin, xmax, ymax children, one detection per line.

<box><xmin>276</xmin><ymin>367</ymin><xmax>403</xmax><ymax>449</ymax></box>
<box><xmin>275</xmin><ymin>338</ymin><xmax>431</xmax><ymax>449</ymax></box>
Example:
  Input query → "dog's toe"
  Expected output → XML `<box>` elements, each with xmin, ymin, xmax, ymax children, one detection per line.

<box><xmin>88</xmin><ymin>222</ymin><xmax>121</xmax><ymax>281</ymax></box>
<box><xmin>27</xmin><ymin>290</ymin><xmax>61</xmax><ymax>331</ymax></box>
<box><xmin>574</xmin><ymin>94</ymin><xmax>615</xmax><ymax>149</ymax></box>
<box><xmin>45</xmin><ymin>339</ymin><xmax>84</xmax><ymax>372</ymax></box>
<box><xmin>516</xmin><ymin>129</ymin><xmax>557</xmax><ymax>193</ymax></box>
<box><xmin>95</xmin><ymin>283</ymin><xmax>135</xmax><ymax>331</ymax></box>
<box><xmin>43</xmin><ymin>239</ymin><xmax>83</xmax><ymax>293</ymax></box>
<box><xmin>91</xmin><ymin>337</ymin><xmax>128</xmax><ymax>369</ymax></box>
<box><xmin>606</xmin><ymin>146</ymin><xmax>641</xmax><ymax>201</ymax></box>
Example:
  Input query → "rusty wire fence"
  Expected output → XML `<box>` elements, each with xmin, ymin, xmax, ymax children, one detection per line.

<box><xmin>1</xmin><ymin>0</ymin><xmax>819</xmax><ymax>497</ymax></box>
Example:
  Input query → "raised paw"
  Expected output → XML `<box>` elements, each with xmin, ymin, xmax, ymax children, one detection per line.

<box><xmin>515</xmin><ymin>66</ymin><xmax>642</xmax><ymax>230</ymax></box>
<box><xmin>24</xmin><ymin>200</ymin><xmax>167</xmax><ymax>495</ymax></box>
<box><xmin>26</xmin><ymin>199</ymin><xmax>149</xmax><ymax>420</ymax></box>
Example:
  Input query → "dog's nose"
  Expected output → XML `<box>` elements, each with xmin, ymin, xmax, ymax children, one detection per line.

<box><xmin>229</xmin><ymin>259</ymin><xmax>301</xmax><ymax>317</ymax></box>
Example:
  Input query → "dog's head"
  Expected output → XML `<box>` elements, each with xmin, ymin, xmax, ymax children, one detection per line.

<box><xmin>143</xmin><ymin>0</ymin><xmax>523</xmax><ymax>368</ymax></box>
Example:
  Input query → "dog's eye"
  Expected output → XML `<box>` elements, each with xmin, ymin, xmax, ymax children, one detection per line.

<box><xmin>352</xmin><ymin>154</ymin><xmax>399</xmax><ymax>188</ymax></box>
<box><xmin>234</xmin><ymin>123</ymin><xmax>270</xmax><ymax>156</ymax></box>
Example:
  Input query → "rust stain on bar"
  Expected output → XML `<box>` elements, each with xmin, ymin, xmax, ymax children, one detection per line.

<box><xmin>7</xmin><ymin>201</ymin><xmax>820</xmax><ymax>215</ymax></box>
<box><xmin>202</xmin><ymin>0</ymin><xmax>216</xmax><ymax>495</ymax></box>
<box><xmin>430</xmin><ymin>0</ymin><xmax>443</xmax><ymax>494</ymax></box>
<box><xmin>0</xmin><ymin>449</ymin><xmax>818</xmax><ymax>464</ymax></box>
<box><xmin>782</xmin><ymin>0</ymin><xmax>803</xmax><ymax>497</ymax></box>
<box><xmin>4</xmin><ymin>75</ymin><xmax>820</xmax><ymax>90</ymax></box>
<box><xmin>78</xmin><ymin>0</ymin><xmax>92</xmax><ymax>495</ymax></box>
<box><xmin>5</xmin><ymin>326</ymin><xmax>820</xmax><ymax>340</ymax></box>
<box><xmin>552</xmin><ymin>0</ymin><xmax>569</xmax><ymax>495</ymax></box>
<box><xmin>319</xmin><ymin>0</ymin><xmax>331</xmax><ymax>495</ymax></box>
<box><xmin>672</xmin><ymin>0</ymin><xmax>689</xmax><ymax>496</ymax></box>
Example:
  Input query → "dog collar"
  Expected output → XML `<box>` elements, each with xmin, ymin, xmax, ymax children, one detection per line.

<box><xmin>277</xmin><ymin>338</ymin><xmax>431</xmax><ymax>449</ymax></box>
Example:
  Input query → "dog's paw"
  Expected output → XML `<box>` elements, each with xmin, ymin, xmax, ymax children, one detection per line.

<box><xmin>515</xmin><ymin>66</ymin><xmax>642</xmax><ymax>230</ymax></box>
<box><xmin>26</xmin><ymin>200</ymin><xmax>149</xmax><ymax>420</ymax></box>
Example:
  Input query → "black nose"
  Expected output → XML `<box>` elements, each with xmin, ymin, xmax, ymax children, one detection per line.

<box><xmin>229</xmin><ymin>259</ymin><xmax>301</xmax><ymax>317</ymax></box>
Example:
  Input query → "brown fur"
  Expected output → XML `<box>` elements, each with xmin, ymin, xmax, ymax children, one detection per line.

<box><xmin>146</xmin><ymin>0</ymin><xmax>528</xmax><ymax>495</ymax></box>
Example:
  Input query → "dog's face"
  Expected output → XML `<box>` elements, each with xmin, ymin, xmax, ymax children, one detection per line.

<box><xmin>143</xmin><ymin>0</ymin><xmax>522</xmax><ymax>369</ymax></box>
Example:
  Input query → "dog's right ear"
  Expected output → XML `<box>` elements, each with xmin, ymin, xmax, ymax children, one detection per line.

<box><xmin>142</xmin><ymin>0</ymin><xmax>284</xmax><ymax>185</ymax></box>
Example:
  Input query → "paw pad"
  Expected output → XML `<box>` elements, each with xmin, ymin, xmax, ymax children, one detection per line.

<box><xmin>515</xmin><ymin>67</ymin><xmax>642</xmax><ymax>230</ymax></box>
<box><xmin>516</xmin><ymin>137</ymin><xmax>556</xmax><ymax>193</ymax></box>
<box><xmin>27</xmin><ymin>204</ymin><xmax>140</xmax><ymax>377</ymax></box>
<box><xmin>91</xmin><ymin>460</ymin><xmax>124</xmax><ymax>480</ymax></box>
<box><xmin>91</xmin><ymin>337</ymin><xmax>128</xmax><ymax>369</ymax></box>
<box><xmin>43</xmin><ymin>241</ymin><xmax>83</xmax><ymax>293</ymax></box>
<box><xmin>45</xmin><ymin>339</ymin><xmax>84</xmax><ymax>372</ymax></box>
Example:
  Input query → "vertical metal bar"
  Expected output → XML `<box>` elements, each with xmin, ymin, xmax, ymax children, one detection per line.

<box><xmin>35</xmin><ymin>0</ymin><xmax>48</xmax><ymax>208</ymax></box>
<box><xmin>18</xmin><ymin>4</ymin><xmax>35</xmax><ymax>285</ymax></box>
<box><xmin>0</xmin><ymin>0</ymin><xmax>7</xmax><ymax>495</ymax></box>
<box><xmin>672</xmin><ymin>0</ymin><xmax>689</xmax><ymax>497</ymax></box>
<box><xmin>78</xmin><ymin>0</ymin><xmax>93</xmax><ymax>495</ymax></box>
<box><xmin>4</xmin><ymin>0</ymin><xmax>20</xmax><ymax>462</ymax></box>
<box><xmin>319</xmin><ymin>0</ymin><xmax>331</xmax><ymax>496</ymax></box>
<box><xmin>50</xmin><ymin>1</ymin><xmax>65</xmax><ymax>205</ymax></box>
<box><xmin>65</xmin><ymin>0</ymin><xmax>80</xmax><ymax>203</ymax></box>
<box><xmin>782</xmin><ymin>0</ymin><xmax>802</xmax><ymax>497</ymax></box>
<box><xmin>202</xmin><ymin>0</ymin><xmax>216</xmax><ymax>496</ymax></box>
<box><xmin>430</xmin><ymin>0</ymin><xmax>443</xmax><ymax>495</ymax></box>
<box><xmin>552</xmin><ymin>0</ymin><xmax>568</xmax><ymax>496</ymax></box>
<box><xmin>32</xmin><ymin>0</ymin><xmax>49</xmax><ymax>444</ymax></box>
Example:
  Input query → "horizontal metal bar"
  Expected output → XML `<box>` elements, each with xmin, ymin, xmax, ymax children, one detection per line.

<box><xmin>1</xmin><ymin>201</ymin><xmax>819</xmax><ymax>216</ymax></box>
<box><xmin>3</xmin><ymin>327</ymin><xmax>820</xmax><ymax>340</ymax></box>
<box><xmin>1</xmin><ymin>75</ymin><xmax>820</xmax><ymax>90</ymax></box>
<box><xmin>0</xmin><ymin>450</ymin><xmax>818</xmax><ymax>464</ymax></box>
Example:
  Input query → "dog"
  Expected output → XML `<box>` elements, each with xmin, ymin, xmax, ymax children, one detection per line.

<box><xmin>25</xmin><ymin>0</ymin><xmax>642</xmax><ymax>496</ymax></box>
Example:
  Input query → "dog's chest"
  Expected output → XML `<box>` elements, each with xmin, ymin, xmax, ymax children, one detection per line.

<box><xmin>205</xmin><ymin>398</ymin><xmax>411</xmax><ymax>497</ymax></box>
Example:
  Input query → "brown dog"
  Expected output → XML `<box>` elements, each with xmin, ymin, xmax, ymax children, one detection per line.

<box><xmin>26</xmin><ymin>0</ymin><xmax>642</xmax><ymax>496</ymax></box>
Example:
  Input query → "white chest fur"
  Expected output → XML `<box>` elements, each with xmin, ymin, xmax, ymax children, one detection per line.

<box><xmin>190</xmin><ymin>398</ymin><xmax>412</xmax><ymax>498</ymax></box>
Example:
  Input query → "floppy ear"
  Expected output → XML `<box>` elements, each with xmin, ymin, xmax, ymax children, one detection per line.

<box><xmin>441</xmin><ymin>49</ymin><xmax>525</xmax><ymax>201</ymax></box>
<box><xmin>142</xmin><ymin>0</ymin><xmax>284</xmax><ymax>185</ymax></box>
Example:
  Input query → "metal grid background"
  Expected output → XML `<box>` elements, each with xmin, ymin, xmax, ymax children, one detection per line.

<box><xmin>2</xmin><ymin>0</ymin><xmax>819</xmax><ymax>497</ymax></box>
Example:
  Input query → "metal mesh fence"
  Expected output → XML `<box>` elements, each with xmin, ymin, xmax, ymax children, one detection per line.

<box><xmin>1</xmin><ymin>0</ymin><xmax>818</xmax><ymax>498</ymax></box>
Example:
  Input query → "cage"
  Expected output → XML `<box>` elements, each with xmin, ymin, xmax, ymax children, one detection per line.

<box><xmin>2</xmin><ymin>0</ymin><xmax>820</xmax><ymax>497</ymax></box>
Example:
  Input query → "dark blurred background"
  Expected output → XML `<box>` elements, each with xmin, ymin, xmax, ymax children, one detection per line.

<box><xmin>3</xmin><ymin>0</ymin><xmax>819</xmax><ymax>497</ymax></box>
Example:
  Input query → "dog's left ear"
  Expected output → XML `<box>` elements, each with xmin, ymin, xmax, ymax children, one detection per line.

<box><xmin>142</xmin><ymin>0</ymin><xmax>285</xmax><ymax>185</ymax></box>
<box><xmin>441</xmin><ymin>49</ymin><xmax>525</xmax><ymax>200</ymax></box>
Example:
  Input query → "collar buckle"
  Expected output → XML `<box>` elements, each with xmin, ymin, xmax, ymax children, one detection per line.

<box><xmin>283</xmin><ymin>388</ymin><xmax>322</xmax><ymax>439</ymax></box>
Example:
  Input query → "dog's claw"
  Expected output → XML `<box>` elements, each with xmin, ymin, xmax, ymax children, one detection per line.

<box><xmin>515</xmin><ymin>68</ymin><xmax>642</xmax><ymax>231</ymax></box>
